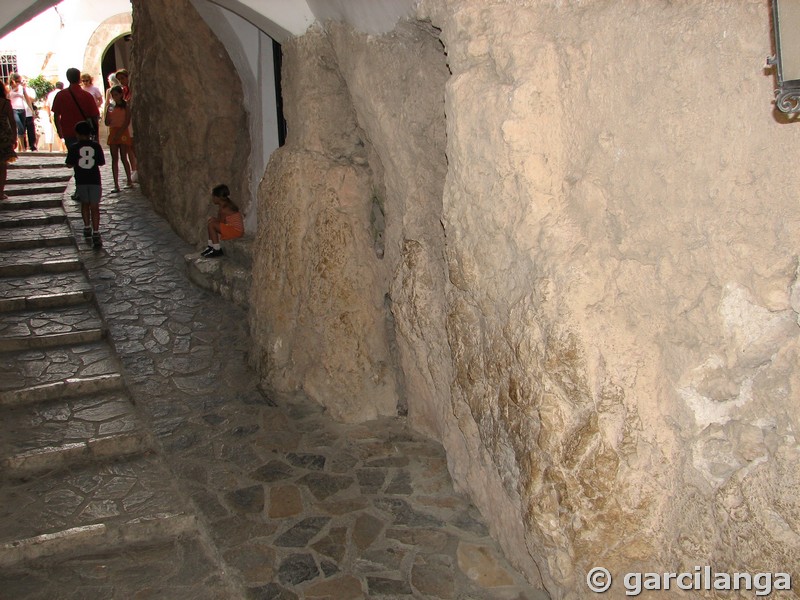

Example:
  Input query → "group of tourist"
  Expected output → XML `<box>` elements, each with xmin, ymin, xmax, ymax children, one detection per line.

<box><xmin>0</xmin><ymin>66</ymin><xmax>137</xmax><ymax>249</ymax></box>
<box><xmin>0</xmin><ymin>65</ymin><xmax>241</xmax><ymax>255</ymax></box>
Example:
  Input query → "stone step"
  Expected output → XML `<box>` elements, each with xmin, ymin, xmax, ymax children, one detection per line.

<box><xmin>0</xmin><ymin>373</ymin><xmax>123</xmax><ymax>408</ymax></box>
<box><xmin>0</xmin><ymin>389</ymin><xmax>146</xmax><ymax>475</ymax></box>
<box><xmin>0</xmin><ymin>536</ymin><xmax>237</xmax><ymax>599</ymax></box>
<box><xmin>0</xmin><ymin>246</ymin><xmax>81</xmax><ymax>278</ymax></box>
<box><xmin>0</xmin><ymin>271</ymin><xmax>93</xmax><ymax>313</ymax></box>
<box><xmin>0</xmin><ymin>304</ymin><xmax>105</xmax><ymax>352</ymax></box>
<box><xmin>0</xmin><ymin>453</ymin><xmax>195</xmax><ymax>563</ymax></box>
<box><xmin>0</xmin><ymin>195</ymin><xmax>64</xmax><ymax>211</ymax></box>
<box><xmin>3</xmin><ymin>431</ymin><xmax>148</xmax><ymax>477</ymax></box>
<box><xmin>0</xmin><ymin>207</ymin><xmax>67</xmax><ymax>229</ymax></box>
<box><xmin>0</xmin><ymin>223</ymin><xmax>73</xmax><ymax>250</ymax></box>
<box><xmin>185</xmin><ymin>237</ymin><xmax>253</xmax><ymax>310</ymax></box>
<box><xmin>8</xmin><ymin>153</ymin><xmax>67</xmax><ymax>165</ymax></box>
<box><xmin>0</xmin><ymin>344</ymin><xmax>122</xmax><ymax>398</ymax></box>
<box><xmin>6</xmin><ymin>174</ymin><xmax>71</xmax><ymax>185</ymax></box>
<box><xmin>5</xmin><ymin>166</ymin><xmax>69</xmax><ymax>179</ymax></box>
<box><xmin>4</xmin><ymin>184</ymin><xmax>69</xmax><ymax>197</ymax></box>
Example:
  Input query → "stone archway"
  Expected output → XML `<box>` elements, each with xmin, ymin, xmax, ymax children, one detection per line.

<box><xmin>82</xmin><ymin>12</ymin><xmax>132</xmax><ymax>91</ymax></box>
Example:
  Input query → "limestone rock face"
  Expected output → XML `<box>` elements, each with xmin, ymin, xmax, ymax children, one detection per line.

<box><xmin>321</xmin><ymin>20</ymin><xmax>454</xmax><ymax>438</ymax></box>
<box><xmin>130</xmin><ymin>0</ymin><xmax>250</xmax><ymax>244</ymax></box>
<box><xmin>249</xmin><ymin>30</ymin><xmax>401</xmax><ymax>422</ymax></box>
<box><xmin>416</xmin><ymin>0</ymin><xmax>800</xmax><ymax>595</ymax></box>
<box><xmin>251</xmin><ymin>1</ymin><xmax>800</xmax><ymax>597</ymax></box>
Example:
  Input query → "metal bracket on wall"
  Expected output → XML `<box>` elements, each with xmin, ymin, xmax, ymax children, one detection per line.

<box><xmin>768</xmin><ymin>0</ymin><xmax>800</xmax><ymax>113</ymax></box>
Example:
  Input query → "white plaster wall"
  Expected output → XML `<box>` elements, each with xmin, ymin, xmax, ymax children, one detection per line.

<box><xmin>203</xmin><ymin>0</ymin><xmax>415</xmax><ymax>40</ymax></box>
<box><xmin>0</xmin><ymin>0</ymin><xmax>132</xmax><ymax>80</ymax></box>
<box><xmin>200</xmin><ymin>0</ymin><xmax>314</xmax><ymax>42</ymax></box>
<box><xmin>307</xmin><ymin>0</ymin><xmax>416</xmax><ymax>35</ymax></box>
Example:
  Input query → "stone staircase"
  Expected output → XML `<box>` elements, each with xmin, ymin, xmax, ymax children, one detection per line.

<box><xmin>185</xmin><ymin>237</ymin><xmax>253</xmax><ymax>310</ymax></box>
<box><xmin>0</xmin><ymin>155</ymin><xmax>239</xmax><ymax>598</ymax></box>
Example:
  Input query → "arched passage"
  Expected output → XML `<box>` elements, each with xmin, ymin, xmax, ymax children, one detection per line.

<box><xmin>82</xmin><ymin>12</ymin><xmax>132</xmax><ymax>92</ymax></box>
<box><xmin>100</xmin><ymin>33</ymin><xmax>132</xmax><ymax>92</ymax></box>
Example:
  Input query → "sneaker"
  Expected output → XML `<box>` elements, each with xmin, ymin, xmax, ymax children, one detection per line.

<box><xmin>200</xmin><ymin>246</ymin><xmax>215</xmax><ymax>257</ymax></box>
<box><xmin>92</xmin><ymin>233</ymin><xmax>102</xmax><ymax>249</ymax></box>
<box><xmin>83</xmin><ymin>227</ymin><xmax>92</xmax><ymax>238</ymax></box>
<box><xmin>205</xmin><ymin>248</ymin><xmax>224</xmax><ymax>258</ymax></box>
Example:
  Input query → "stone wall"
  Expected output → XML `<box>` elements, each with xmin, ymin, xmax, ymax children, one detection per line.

<box><xmin>130</xmin><ymin>0</ymin><xmax>250</xmax><ymax>244</ymax></box>
<box><xmin>415</xmin><ymin>0</ymin><xmax>800</xmax><ymax>596</ymax></box>
<box><xmin>135</xmin><ymin>0</ymin><xmax>800</xmax><ymax>597</ymax></box>
<box><xmin>248</xmin><ymin>23</ymin><xmax>444</xmax><ymax>422</ymax></box>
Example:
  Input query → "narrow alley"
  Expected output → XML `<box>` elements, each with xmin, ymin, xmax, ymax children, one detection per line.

<box><xmin>0</xmin><ymin>154</ymin><xmax>545</xmax><ymax>599</ymax></box>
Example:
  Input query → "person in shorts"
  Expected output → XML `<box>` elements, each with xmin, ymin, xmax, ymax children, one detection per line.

<box><xmin>200</xmin><ymin>184</ymin><xmax>244</xmax><ymax>257</ymax></box>
<box><xmin>66</xmin><ymin>120</ymin><xmax>106</xmax><ymax>248</ymax></box>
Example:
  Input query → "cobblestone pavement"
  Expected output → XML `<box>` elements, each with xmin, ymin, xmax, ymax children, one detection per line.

<box><xmin>0</xmin><ymin>154</ymin><xmax>550</xmax><ymax>599</ymax></box>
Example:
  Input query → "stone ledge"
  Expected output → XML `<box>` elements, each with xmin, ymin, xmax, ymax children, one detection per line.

<box><xmin>185</xmin><ymin>237</ymin><xmax>252</xmax><ymax>310</ymax></box>
<box><xmin>0</xmin><ymin>512</ymin><xmax>196</xmax><ymax>567</ymax></box>
<box><xmin>0</xmin><ymin>374</ymin><xmax>124</xmax><ymax>407</ymax></box>
<box><xmin>3</xmin><ymin>432</ymin><xmax>149</xmax><ymax>476</ymax></box>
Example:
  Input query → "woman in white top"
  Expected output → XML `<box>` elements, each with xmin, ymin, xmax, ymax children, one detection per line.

<box><xmin>8</xmin><ymin>75</ymin><xmax>27</xmax><ymax>149</ymax></box>
<box><xmin>80</xmin><ymin>74</ymin><xmax>103</xmax><ymax>109</ymax></box>
<box><xmin>8</xmin><ymin>74</ymin><xmax>36</xmax><ymax>151</ymax></box>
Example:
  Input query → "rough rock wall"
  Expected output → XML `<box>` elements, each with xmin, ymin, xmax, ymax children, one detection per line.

<box><xmin>249</xmin><ymin>28</ymin><xmax>407</xmax><ymax>422</ymax></box>
<box><xmin>130</xmin><ymin>0</ymin><xmax>250</xmax><ymax>244</ymax></box>
<box><xmin>416</xmin><ymin>0</ymin><xmax>800</xmax><ymax>597</ymax></box>
<box><xmin>320</xmin><ymin>21</ymin><xmax>455</xmax><ymax>438</ymax></box>
<box><xmin>251</xmin><ymin>0</ymin><xmax>800</xmax><ymax>598</ymax></box>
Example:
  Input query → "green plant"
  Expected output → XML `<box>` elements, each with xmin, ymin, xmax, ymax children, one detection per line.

<box><xmin>27</xmin><ymin>75</ymin><xmax>53</xmax><ymax>100</ymax></box>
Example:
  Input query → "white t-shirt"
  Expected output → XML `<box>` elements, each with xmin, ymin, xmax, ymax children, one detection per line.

<box><xmin>46</xmin><ymin>88</ymin><xmax>60</xmax><ymax>112</ymax></box>
<box><xmin>82</xmin><ymin>84</ymin><xmax>103</xmax><ymax>107</ymax></box>
<box><xmin>9</xmin><ymin>86</ymin><xmax>25</xmax><ymax>111</ymax></box>
<box><xmin>10</xmin><ymin>86</ymin><xmax>35</xmax><ymax>116</ymax></box>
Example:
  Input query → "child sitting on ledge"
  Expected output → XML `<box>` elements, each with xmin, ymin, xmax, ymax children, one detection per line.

<box><xmin>201</xmin><ymin>184</ymin><xmax>243</xmax><ymax>257</ymax></box>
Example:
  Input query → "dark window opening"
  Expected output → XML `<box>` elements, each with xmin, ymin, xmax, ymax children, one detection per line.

<box><xmin>0</xmin><ymin>53</ymin><xmax>19</xmax><ymax>82</ymax></box>
<box><xmin>272</xmin><ymin>38</ymin><xmax>286</xmax><ymax>147</ymax></box>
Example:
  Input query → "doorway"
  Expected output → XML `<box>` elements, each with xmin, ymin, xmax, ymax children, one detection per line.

<box><xmin>101</xmin><ymin>33</ymin><xmax>132</xmax><ymax>91</ymax></box>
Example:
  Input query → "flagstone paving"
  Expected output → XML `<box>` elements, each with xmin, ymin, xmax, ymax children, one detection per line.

<box><xmin>0</xmin><ymin>154</ymin><xmax>551</xmax><ymax>599</ymax></box>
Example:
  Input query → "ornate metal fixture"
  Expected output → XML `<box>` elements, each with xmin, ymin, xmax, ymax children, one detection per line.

<box><xmin>768</xmin><ymin>0</ymin><xmax>800</xmax><ymax>113</ymax></box>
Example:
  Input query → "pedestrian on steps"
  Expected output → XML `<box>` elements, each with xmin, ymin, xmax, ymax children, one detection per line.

<box><xmin>52</xmin><ymin>68</ymin><xmax>99</xmax><ymax>149</ymax></box>
<box><xmin>65</xmin><ymin>121</ymin><xmax>106</xmax><ymax>248</ymax></box>
<box><xmin>103</xmin><ymin>85</ymin><xmax>133</xmax><ymax>193</ymax></box>
<box><xmin>8</xmin><ymin>74</ymin><xmax>35</xmax><ymax>151</ymax></box>
<box><xmin>53</xmin><ymin>68</ymin><xmax>100</xmax><ymax>200</ymax></box>
<box><xmin>0</xmin><ymin>83</ymin><xmax>17</xmax><ymax>200</ymax></box>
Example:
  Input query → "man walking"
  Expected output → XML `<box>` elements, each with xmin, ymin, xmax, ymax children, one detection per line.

<box><xmin>52</xmin><ymin>68</ymin><xmax>100</xmax><ymax>199</ymax></box>
<box><xmin>52</xmin><ymin>68</ymin><xmax>99</xmax><ymax>148</ymax></box>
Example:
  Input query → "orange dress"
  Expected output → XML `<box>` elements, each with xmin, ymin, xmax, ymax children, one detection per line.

<box><xmin>106</xmin><ymin>105</ymin><xmax>132</xmax><ymax>146</ymax></box>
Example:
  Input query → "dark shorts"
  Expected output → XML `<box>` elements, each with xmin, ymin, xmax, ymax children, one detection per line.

<box><xmin>76</xmin><ymin>184</ymin><xmax>102</xmax><ymax>205</ymax></box>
